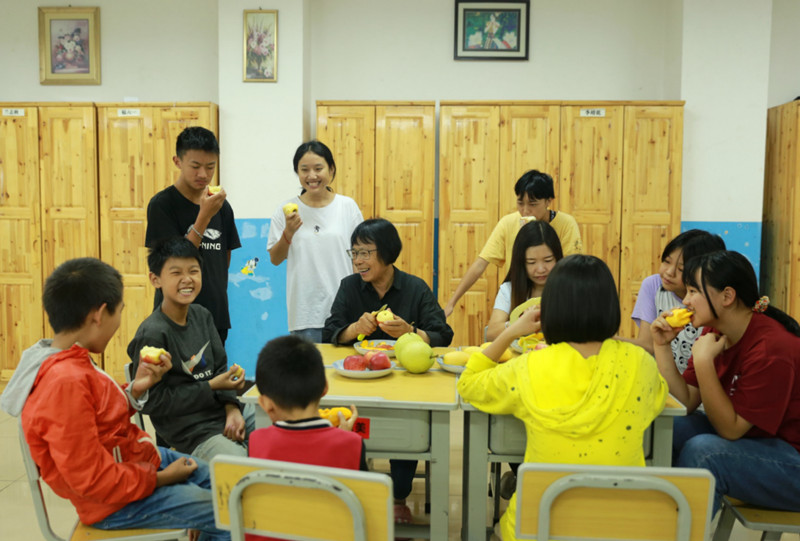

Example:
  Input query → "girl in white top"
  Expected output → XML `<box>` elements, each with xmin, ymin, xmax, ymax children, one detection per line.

<box><xmin>268</xmin><ymin>141</ymin><xmax>363</xmax><ymax>343</ymax></box>
<box><xmin>486</xmin><ymin>220</ymin><xmax>563</xmax><ymax>341</ymax></box>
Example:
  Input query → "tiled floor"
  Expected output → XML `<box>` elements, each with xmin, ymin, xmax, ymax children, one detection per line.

<box><xmin>0</xmin><ymin>380</ymin><xmax>794</xmax><ymax>540</ymax></box>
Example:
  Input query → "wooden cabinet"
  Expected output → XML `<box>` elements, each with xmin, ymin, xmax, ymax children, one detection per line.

<box><xmin>97</xmin><ymin>102</ymin><xmax>218</xmax><ymax>383</ymax></box>
<box><xmin>762</xmin><ymin>100</ymin><xmax>800</xmax><ymax>319</ymax></box>
<box><xmin>439</xmin><ymin>101</ymin><xmax>683</xmax><ymax>345</ymax></box>
<box><xmin>0</xmin><ymin>103</ymin><xmax>98</xmax><ymax>379</ymax></box>
<box><xmin>316</xmin><ymin>102</ymin><xmax>436</xmax><ymax>287</ymax></box>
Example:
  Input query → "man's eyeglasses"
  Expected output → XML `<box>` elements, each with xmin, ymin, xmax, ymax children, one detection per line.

<box><xmin>346</xmin><ymin>249</ymin><xmax>378</xmax><ymax>261</ymax></box>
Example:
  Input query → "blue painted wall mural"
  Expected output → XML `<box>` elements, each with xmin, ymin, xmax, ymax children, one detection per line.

<box><xmin>226</xmin><ymin>218</ymin><xmax>288</xmax><ymax>374</ymax></box>
<box><xmin>681</xmin><ymin>221</ymin><xmax>761</xmax><ymax>280</ymax></box>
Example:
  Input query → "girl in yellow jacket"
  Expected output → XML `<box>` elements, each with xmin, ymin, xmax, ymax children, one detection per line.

<box><xmin>458</xmin><ymin>254</ymin><xmax>668</xmax><ymax>540</ymax></box>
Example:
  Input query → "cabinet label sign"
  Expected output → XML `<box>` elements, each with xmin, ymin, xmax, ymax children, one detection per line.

<box><xmin>580</xmin><ymin>108</ymin><xmax>606</xmax><ymax>117</ymax></box>
<box><xmin>118</xmin><ymin>108</ymin><xmax>141</xmax><ymax>117</ymax></box>
<box><xmin>2</xmin><ymin>108</ymin><xmax>25</xmax><ymax>117</ymax></box>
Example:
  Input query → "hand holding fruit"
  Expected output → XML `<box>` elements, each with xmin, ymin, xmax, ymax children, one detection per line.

<box><xmin>199</xmin><ymin>185</ymin><xmax>225</xmax><ymax>218</ymax></box>
<box><xmin>319</xmin><ymin>405</ymin><xmax>359</xmax><ymax>430</ymax></box>
<box><xmin>665</xmin><ymin>308</ymin><xmax>694</xmax><ymax>328</ymax></box>
<box><xmin>352</xmin><ymin>312</ymin><xmax>379</xmax><ymax>340</ymax></box>
<box><xmin>207</xmin><ymin>185</ymin><xmax>223</xmax><ymax>196</ymax></box>
<box><xmin>157</xmin><ymin>456</ymin><xmax>198</xmax><ymax>487</ymax></box>
<box><xmin>282</xmin><ymin>202</ymin><xmax>303</xmax><ymax>238</ymax></box>
<box><xmin>377</xmin><ymin>313</ymin><xmax>413</xmax><ymax>339</ymax></box>
<box><xmin>508</xmin><ymin>305</ymin><xmax>541</xmax><ymax>338</ymax></box>
<box><xmin>132</xmin><ymin>347</ymin><xmax>172</xmax><ymax>396</ymax></box>
<box><xmin>209</xmin><ymin>365</ymin><xmax>247</xmax><ymax>391</ymax></box>
<box><xmin>650</xmin><ymin>314</ymin><xmax>682</xmax><ymax>347</ymax></box>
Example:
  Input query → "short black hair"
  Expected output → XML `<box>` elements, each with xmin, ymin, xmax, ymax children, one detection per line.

<box><xmin>514</xmin><ymin>170</ymin><xmax>556</xmax><ymax>201</ymax></box>
<box><xmin>255</xmin><ymin>335</ymin><xmax>327</xmax><ymax>409</ymax></box>
<box><xmin>293</xmin><ymin>140</ymin><xmax>336</xmax><ymax>181</ymax></box>
<box><xmin>351</xmin><ymin>218</ymin><xmax>402</xmax><ymax>265</ymax></box>
<box><xmin>43</xmin><ymin>258</ymin><xmax>123</xmax><ymax>333</ymax></box>
<box><xmin>148</xmin><ymin>237</ymin><xmax>203</xmax><ymax>276</ymax></box>
<box><xmin>661</xmin><ymin>229</ymin><xmax>724</xmax><ymax>262</ymax></box>
<box><xmin>175</xmin><ymin>126</ymin><xmax>219</xmax><ymax>158</ymax></box>
<box><xmin>541</xmin><ymin>254</ymin><xmax>620</xmax><ymax>344</ymax></box>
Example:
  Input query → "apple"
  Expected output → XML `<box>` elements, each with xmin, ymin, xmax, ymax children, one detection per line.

<box><xmin>140</xmin><ymin>346</ymin><xmax>167</xmax><ymax>365</ymax></box>
<box><xmin>369</xmin><ymin>351</ymin><xmax>391</xmax><ymax>371</ymax></box>
<box><xmin>394</xmin><ymin>332</ymin><xmax>424</xmax><ymax>357</ymax></box>
<box><xmin>283</xmin><ymin>203</ymin><xmax>299</xmax><ymax>216</ymax></box>
<box><xmin>343</xmin><ymin>355</ymin><xmax>368</xmax><ymax>371</ymax></box>
<box><xmin>363</xmin><ymin>350</ymin><xmax>377</xmax><ymax>363</ymax></box>
<box><xmin>208</xmin><ymin>185</ymin><xmax>222</xmax><ymax>195</ymax></box>
<box><xmin>397</xmin><ymin>341</ymin><xmax>434</xmax><ymax>374</ymax></box>
<box><xmin>231</xmin><ymin>363</ymin><xmax>244</xmax><ymax>379</ymax></box>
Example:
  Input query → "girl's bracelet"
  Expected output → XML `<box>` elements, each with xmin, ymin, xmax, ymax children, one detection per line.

<box><xmin>282</xmin><ymin>231</ymin><xmax>292</xmax><ymax>245</ymax></box>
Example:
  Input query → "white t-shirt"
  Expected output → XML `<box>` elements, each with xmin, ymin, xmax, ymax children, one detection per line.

<box><xmin>493</xmin><ymin>282</ymin><xmax>512</xmax><ymax>313</ymax></box>
<box><xmin>268</xmin><ymin>194</ymin><xmax>363</xmax><ymax>331</ymax></box>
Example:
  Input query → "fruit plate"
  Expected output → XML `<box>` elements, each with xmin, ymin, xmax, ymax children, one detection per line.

<box><xmin>436</xmin><ymin>356</ymin><xmax>465</xmax><ymax>374</ymax></box>
<box><xmin>332</xmin><ymin>359</ymin><xmax>396</xmax><ymax>379</ymax></box>
<box><xmin>353</xmin><ymin>339</ymin><xmax>397</xmax><ymax>358</ymax></box>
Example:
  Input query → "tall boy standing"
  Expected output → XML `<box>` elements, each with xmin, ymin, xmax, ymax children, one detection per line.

<box><xmin>147</xmin><ymin>126</ymin><xmax>240</xmax><ymax>344</ymax></box>
<box><xmin>1</xmin><ymin>257</ymin><xmax>229</xmax><ymax>539</ymax></box>
<box><xmin>128</xmin><ymin>237</ymin><xmax>253</xmax><ymax>461</ymax></box>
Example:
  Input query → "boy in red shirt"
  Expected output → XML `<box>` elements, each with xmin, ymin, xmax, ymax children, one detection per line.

<box><xmin>4</xmin><ymin>258</ymin><xmax>228</xmax><ymax>539</ymax></box>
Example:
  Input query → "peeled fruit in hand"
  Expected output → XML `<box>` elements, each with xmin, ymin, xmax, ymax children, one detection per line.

<box><xmin>443</xmin><ymin>351</ymin><xmax>469</xmax><ymax>367</ymax></box>
<box><xmin>231</xmin><ymin>363</ymin><xmax>244</xmax><ymax>379</ymax></box>
<box><xmin>283</xmin><ymin>203</ymin><xmax>299</xmax><ymax>216</ymax></box>
<box><xmin>665</xmin><ymin>308</ymin><xmax>693</xmax><ymax>327</ymax></box>
<box><xmin>397</xmin><ymin>341</ymin><xmax>434</xmax><ymax>374</ymax></box>
<box><xmin>376</xmin><ymin>308</ymin><xmax>395</xmax><ymax>323</ymax></box>
<box><xmin>319</xmin><ymin>407</ymin><xmax>352</xmax><ymax>427</ymax></box>
<box><xmin>368</xmin><ymin>351</ymin><xmax>391</xmax><ymax>371</ymax></box>
<box><xmin>140</xmin><ymin>346</ymin><xmax>167</xmax><ymax>365</ymax></box>
<box><xmin>343</xmin><ymin>355</ymin><xmax>369</xmax><ymax>371</ymax></box>
<box><xmin>394</xmin><ymin>332</ymin><xmax>424</xmax><ymax>357</ymax></box>
<box><xmin>208</xmin><ymin>185</ymin><xmax>222</xmax><ymax>195</ymax></box>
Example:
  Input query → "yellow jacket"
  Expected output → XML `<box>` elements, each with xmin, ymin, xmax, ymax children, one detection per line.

<box><xmin>458</xmin><ymin>340</ymin><xmax>668</xmax><ymax>541</ymax></box>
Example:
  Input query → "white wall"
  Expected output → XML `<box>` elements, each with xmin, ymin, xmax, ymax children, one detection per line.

<box><xmin>680</xmin><ymin>1</ymin><xmax>772</xmax><ymax>223</ymax></box>
<box><xmin>0</xmin><ymin>0</ymin><xmax>218</xmax><ymax>102</ymax></box>
<box><xmin>216</xmin><ymin>0</ymin><xmax>307</xmax><ymax>219</ymax></box>
<box><xmin>308</xmin><ymin>0</ymin><xmax>681</xmax><ymax>103</ymax></box>
<box><xmin>768</xmin><ymin>0</ymin><xmax>800</xmax><ymax>107</ymax></box>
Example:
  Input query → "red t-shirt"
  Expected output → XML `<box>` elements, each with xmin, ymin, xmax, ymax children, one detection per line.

<box><xmin>683</xmin><ymin>313</ymin><xmax>800</xmax><ymax>451</ymax></box>
<box><xmin>245</xmin><ymin>419</ymin><xmax>364</xmax><ymax>541</ymax></box>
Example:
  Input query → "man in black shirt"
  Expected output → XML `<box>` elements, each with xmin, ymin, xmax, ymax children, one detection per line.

<box><xmin>146</xmin><ymin>127</ymin><xmax>240</xmax><ymax>344</ymax></box>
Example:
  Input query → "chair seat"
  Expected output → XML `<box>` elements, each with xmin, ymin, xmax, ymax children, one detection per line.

<box><xmin>723</xmin><ymin>497</ymin><xmax>800</xmax><ymax>533</ymax></box>
<box><xmin>72</xmin><ymin>521</ymin><xmax>187</xmax><ymax>540</ymax></box>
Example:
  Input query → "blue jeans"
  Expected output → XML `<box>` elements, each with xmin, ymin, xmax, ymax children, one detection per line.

<box><xmin>291</xmin><ymin>328</ymin><xmax>323</xmax><ymax>343</ymax></box>
<box><xmin>92</xmin><ymin>447</ymin><xmax>229</xmax><ymax>540</ymax></box>
<box><xmin>674</xmin><ymin>412</ymin><xmax>800</xmax><ymax>513</ymax></box>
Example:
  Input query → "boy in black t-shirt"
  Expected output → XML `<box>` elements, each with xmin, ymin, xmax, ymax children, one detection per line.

<box><xmin>146</xmin><ymin>127</ymin><xmax>240</xmax><ymax>344</ymax></box>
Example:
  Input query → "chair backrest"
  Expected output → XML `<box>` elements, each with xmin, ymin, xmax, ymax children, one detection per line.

<box><xmin>18</xmin><ymin>421</ymin><xmax>65</xmax><ymax>541</ymax></box>
<box><xmin>210</xmin><ymin>455</ymin><xmax>394</xmax><ymax>541</ymax></box>
<box><xmin>516</xmin><ymin>463</ymin><xmax>715</xmax><ymax>541</ymax></box>
<box><xmin>123</xmin><ymin>362</ymin><xmax>145</xmax><ymax>430</ymax></box>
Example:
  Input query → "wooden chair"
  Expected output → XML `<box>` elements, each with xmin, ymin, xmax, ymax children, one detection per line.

<box><xmin>210</xmin><ymin>455</ymin><xmax>394</xmax><ymax>540</ymax></box>
<box><xmin>515</xmin><ymin>463</ymin><xmax>715</xmax><ymax>541</ymax></box>
<box><xmin>712</xmin><ymin>496</ymin><xmax>800</xmax><ymax>541</ymax></box>
<box><xmin>18</xmin><ymin>422</ymin><xmax>186</xmax><ymax>541</ymax></box>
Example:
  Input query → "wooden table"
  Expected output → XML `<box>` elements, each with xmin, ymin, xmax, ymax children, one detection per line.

<box><xmin>459</xmin><ymin>394</ymin><xmax>687</xmax><ymax>540</ymax></box>
<box><xmin>241</xmin><ymin>344</ymin><xmax>458</xmax><ymax>540</ymax></box>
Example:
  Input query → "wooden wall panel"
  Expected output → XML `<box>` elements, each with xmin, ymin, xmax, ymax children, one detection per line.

<box><xmin>374</xmin><ymin>105</ymin><xmax>435</xmax><ymax>287</ymax></box>
<box><xmin>619</xmin><ymin>106</ymin><xmax>683</xmax><ymax>337</ymax></box>
<box><xmin>439</xmin><ymin>105</ymin><xmax>500</xmax><ymax>346</ymax></box>
<box><xmin>38</xmin><ymin>106</ymin><xmax>99</xmax><ymax>278</ymax></box>
<box><xmin>0</xmin><ymin>106</ymin><xmax>43</xmax><ymax>377</ymax></box>
<box><xmin>559</xmin><ymin>105</ymin><xmax>624</xmax><ymax>282</ymax></box>
<box><xmin>498</xmin><ymin>105</ymin><xmax>561</xmax><ymax>217</ymax></box>
<box><xmin>316</xmin><ymin>106</ymin><xmax>375</xmax><ymax>219</ymax></box>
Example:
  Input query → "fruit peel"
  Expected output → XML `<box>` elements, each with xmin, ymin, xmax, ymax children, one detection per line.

<box><xmin>665</xmin><ymin>308</ymin><xmax>693</xmax><ymax>327</ymax></box>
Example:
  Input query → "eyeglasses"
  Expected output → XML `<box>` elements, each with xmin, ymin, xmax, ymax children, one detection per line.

<box><xmin>346</xmin><ymin>249</ymin><xmax>377</xmax><ymax>261</ymax></box>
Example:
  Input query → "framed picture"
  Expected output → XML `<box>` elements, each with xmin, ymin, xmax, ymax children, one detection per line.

<box><xmin>38</xmin><ymin>7</ymin><xmax>101</xmax><ymax>85</ymax></box>
<box><xmin>454</xmin><ymin>0</ymin><xmax>529</xmax><ymax>60</ymax></box>
<box><xmin>243</xmin><ymin>10</ymin><xmax>277</xmax><ymax>82</ymax></box>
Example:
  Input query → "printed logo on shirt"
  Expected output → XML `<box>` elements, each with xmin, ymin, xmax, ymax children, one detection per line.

<box><xmin>205</xmin><ymin>228</ymin><xmax>222</xmax><ymax>240</ymax></box>
<box><xmin>729</xmin><ymin>374</ymin><xmax>740</xmax><ymax>397</ymax></box>
<box><xmin>182</xmin><ymin>341</ymin><xmax>210</xmax><ymax>376</ymax></box>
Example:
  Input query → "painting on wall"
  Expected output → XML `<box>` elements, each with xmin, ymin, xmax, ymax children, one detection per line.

<box><xmin>454</xmin><ymin>0</ymin><xmax>529</xmax><ymax>60</ymax></box>
<box><xmin>38</xmin><ymin>7</ymin><xmax>101</xmax><ymax>84</ymax></box>
<box><xmin>243</xmin><ymin>10</ymin><xmax>277</xmax><ymax>82</ymax></box>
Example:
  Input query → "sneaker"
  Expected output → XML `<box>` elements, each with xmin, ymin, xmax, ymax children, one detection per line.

<box><xmin>499</xmin><ymin>470</ymin><xmax>517</xmax><ymax>500</ymax></box>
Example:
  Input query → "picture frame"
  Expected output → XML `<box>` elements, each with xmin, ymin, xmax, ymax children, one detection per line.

<box><xmin>38</xmin><ymin>7</ymin><xmax>101</xmax><ymax>85</ymax></box>
<box><xmin>454</xmin><ymin>0</ymin><xmax>529</xmax><ymax>61</ymax></box>
<box><xmin>243</xmin><ymin>10</ymin><xmax>277</xmax><ymax>83</ymax></box>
